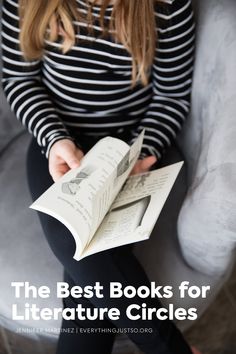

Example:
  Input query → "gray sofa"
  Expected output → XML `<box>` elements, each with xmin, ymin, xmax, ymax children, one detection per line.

<box><xmin>1</xmin><ymin>0</ymin><xmax>236</xmax><ymax>353</ymax></box>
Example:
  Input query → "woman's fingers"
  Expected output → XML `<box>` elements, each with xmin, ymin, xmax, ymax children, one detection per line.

<box><xmin>62</xmin><ymin>146</ymin><xmax>81</xmax><ymax>169</ymax></box>
<box><xmin>130</xmin><ymin>156</ymin><xmax>157</xmax><ymax>176</ymax></box>
<box><xmin>139</xmin><ymin>156</ymin><xmax>157</xmax><ymax>171</ymax></box>
<box><xmin>48</xmin><ymin>139</ymin><xmax>84</xmax><ymax>182</ymax></box>
<box><xmin>51</xmin><ymin>163</ymin><xmax>70</xmax><ymax>182</ymax></box>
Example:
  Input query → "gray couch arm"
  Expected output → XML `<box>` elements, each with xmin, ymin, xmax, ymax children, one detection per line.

<box><xmin>177</xmin><ymin>0</ymin><xmax>236</xmax><ymax>276</ymax></box>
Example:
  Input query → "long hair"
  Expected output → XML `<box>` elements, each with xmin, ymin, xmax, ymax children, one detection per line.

<box><xmin>19</xmin><ymin>0</ymin><xmax>158</xmax><ymax>86</ymax></box>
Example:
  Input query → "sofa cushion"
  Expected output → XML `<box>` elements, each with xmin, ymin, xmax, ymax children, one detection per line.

<box><xmin>0</xmin><ymin>132</ymin><xmax>63</xmax><ymax>332</ymax></box>
<box><xmin>177</xmin><ymin>0</ymin><xmax>236</xmax><ymax>276</ymax></box>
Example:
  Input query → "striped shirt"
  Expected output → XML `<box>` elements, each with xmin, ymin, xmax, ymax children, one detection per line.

<box><xmin>1</xmin><ymin>0</ymin><xmax>195</xmax><ymax>160</ymax></box>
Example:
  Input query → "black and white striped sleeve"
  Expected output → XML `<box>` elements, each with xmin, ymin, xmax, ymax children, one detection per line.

<box><xmin>130</xmin><ymin>0</ymin><xmax>195</xmax><ymax>161</ymax></box>
<box><xmin>1</xmin><ymin>0</ymin><xmax>73</xmax><ymax>157</ymax></box>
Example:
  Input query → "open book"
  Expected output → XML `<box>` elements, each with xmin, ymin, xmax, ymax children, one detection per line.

<box><xmin>30</xmin><ymin>131</ymin><xmax>183</xmax><ymax>261</ymax></box>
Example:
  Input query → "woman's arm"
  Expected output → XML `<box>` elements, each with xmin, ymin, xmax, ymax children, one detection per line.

<box><xmin>130</xmin><ymin>0</ymin><xmax>195</xmax><ymax>162</ymax></box>
<box><xmin>1</xmin><ymin>0</ymin><xmax>74</xmax><ymax>158</ymax></box>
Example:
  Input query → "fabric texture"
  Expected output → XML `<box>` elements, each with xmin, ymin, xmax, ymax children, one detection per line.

<box><xmin>176</xmin><ymin>0</ymin><xmax>236</xmax><ymax>276</ymax></box>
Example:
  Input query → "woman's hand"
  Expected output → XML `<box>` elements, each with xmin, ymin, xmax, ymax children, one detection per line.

<box><xmin>48</xmin><ymin>139</ymin><xmax>84</xmax><ymax>182</ymax></box>
<box><xmin>130</xmin><ymin>156</ymin><xmax>157</xmax><ymax>176</ymax></box>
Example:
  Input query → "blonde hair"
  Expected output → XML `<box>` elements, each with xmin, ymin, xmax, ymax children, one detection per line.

<box><xmin>19</xmin><ymin>0</ymin><xmax>159</xmax><ymax>86</ymax></box>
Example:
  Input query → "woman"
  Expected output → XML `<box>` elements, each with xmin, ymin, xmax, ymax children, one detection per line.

<box><xmin>2</xmin><ymin>0</ymin><xmax>201</xmax><ymax>353</ymax></box>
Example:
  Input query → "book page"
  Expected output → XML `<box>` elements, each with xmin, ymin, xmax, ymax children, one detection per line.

<box><xmin>30</xmin><ymin>132</ymin><xmax>144</xmax><ymax>260</ymax></box>
<box><xmin>89</xmin><ymin>130</ymin><xmax>144</xmax><ymax>241</ymax></box>
<box><xmin>80</xmin><ymin>162</ymin><xmax>183</xmax><ymax>259</ymax></box>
